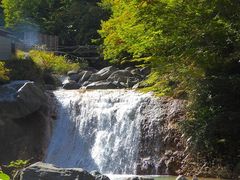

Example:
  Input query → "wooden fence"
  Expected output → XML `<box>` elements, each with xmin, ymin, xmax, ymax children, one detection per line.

<box><xmin>23</xmin><ymin>32</ymin><xmax>59</xmax><ymax>51</ymax></box>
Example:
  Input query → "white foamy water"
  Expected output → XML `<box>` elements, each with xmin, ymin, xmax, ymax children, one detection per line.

<box><xmin>45</xmin><ymin>89</ymin><xmax>153</xmax><ymax>174</ymax></box>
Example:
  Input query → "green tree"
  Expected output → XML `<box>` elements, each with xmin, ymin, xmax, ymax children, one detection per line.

<box><xmin>100</xmin><ymin>0</ymin><xmax>240</xmax><ymax>93</ymax></box>
<box><xmin>99</xmin><ymin>0</ymin><xmax>240</xmax><ymax>173</ymax></box>
<box><xmin>2</xmin><ymin>0</ymin><xmax>108</xmax><ymax>45</ymax></box>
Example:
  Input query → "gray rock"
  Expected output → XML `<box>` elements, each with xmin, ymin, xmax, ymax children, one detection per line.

<box><xmin>86</xmin><ymin>81</ymin><xmax>118</xmax><ymax>89</ymax></box>
<box><xmin>67</xmin><ymin>70</ymin><xmax>79</xmax><ymax>76</ymax></box>
<box><xmin>127</xmin><ymin>77</ymin><xmax>140</xmax><ymax>88</ymax></box>
<box><xmin>131</xmin><ymin>68</ymin><xmax>141</xmax><ymax>75</ymax></box>
<box><xmin>0</xmin><ymin>81</ymin><xmax>46</xmax><ymax>120</ymax></box>
<box><xmin>68</xmin><ymin>73</ymin><xmax>80</xmax><ymax>81</ymax></box>
<box><xmin>140</xmin><ymin>67</ymin><xmax>151</xmax><ymax>76</ymax></box>
<box><xmin>90</xmin><ymin>170</ymin><xmax>110</xmax><ymax>180</ymax></box>
<box><xmin>79</xmin><ymin>71</ymin><xmax>93</xmax><ymax>83</ymax></box>
<box><xmin>82</xmin><ymin>81</ymin><xmax>91</xmax><ymax>87</ymax></box>
<box><xmin>18</xmin><ymin>162</ymin><xmax>95</xmax><ymax>180</ymax></box>
<box><xmin>176</xmin><ymin>175</ymin><xmax>188</xmax><ymax>180</ymax></box>
<box><xmin>89</xmin><ymin>66</ymin><xmax>118</xmax><ymax>82</ymax></box>
<box><xmin>125</xmin><ymin>67</ymin><xmax>135</xmax><ymax>71</ymax></box>
<box><xmin>90</xmin><ymin>170</ymin><xmax>102</xmax><ymax>176</ymax></box>
<box><xmin>62</xmin><ymin>81</ymin><xmax>80</xmax><ymax>90</ymax></box>
<box><xmin>132</xmin><ymin>83</ymin><xmax>140</xmax><ymax>89</ymax></box>
<box><xmin>107</xmin><ymin>70</ymin><xmax>141</xmax><ymax>88</ymax></box>
<box><xmin>112</xmin><ymin>81</ymin><xmax>127</xmax><ymax>88</ymax></box>
<box><xmin>107</xmin><ymin>70</ymin><xmax>133</xmax><ymax>83</ymax></box>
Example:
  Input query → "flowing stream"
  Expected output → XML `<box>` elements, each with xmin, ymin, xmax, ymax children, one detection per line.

<box><xmin>45</xmin><ymin>89</ymin><xmax>153</xmax><ymax>174</ymax></box>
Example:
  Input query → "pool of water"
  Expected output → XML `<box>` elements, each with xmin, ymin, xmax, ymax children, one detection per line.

<box><xmin>107</xmin><ymin>175</ymin><xmax>221</xmax><ymax>180</ymax></box>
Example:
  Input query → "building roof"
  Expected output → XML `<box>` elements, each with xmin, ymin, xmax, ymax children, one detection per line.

<box><xmin>0</xmin><ymin>27</ymin><xmax>20</xmax><ymax>42</ymax></box>
<box><xmin>0</xmin><ymin>27</ymin><xmax>17</xmax><ymax>40</ymax></box>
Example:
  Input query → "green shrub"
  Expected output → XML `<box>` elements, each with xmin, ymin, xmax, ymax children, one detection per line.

<box><xmin>2</xmin><ymin>159</ymin><xmax>30</xmax><ymax>179</ymax></box>
<box><xmin>0</xmin><ymin>171</ymin><xmax>10</xmax><ymax>180</ymax></box>
<box><xmin>0</xmin><ymin>62</ymin><xmax>9</xmax><ymax>83</ymax></box>
<box><xmin>28</xmin><ymin>50</ymin><xmax>80</xmax><ymax>74</ymax></box>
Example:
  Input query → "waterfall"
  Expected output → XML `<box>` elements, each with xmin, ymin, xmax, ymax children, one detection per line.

<box><xmin>45</xmin><ymin>89</ymin><xmax>153</xmax><ymax>174</ymax></box>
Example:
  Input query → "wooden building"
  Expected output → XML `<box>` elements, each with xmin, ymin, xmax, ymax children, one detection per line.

<box><xmin>0</xmin><ymin>28</ymin><xmax>17</xmax><ymax>60</ymax></box>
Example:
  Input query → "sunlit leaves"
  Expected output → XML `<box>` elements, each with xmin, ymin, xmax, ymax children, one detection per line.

<box><xmin>0</xmin><ymin>62</ymin><xmax>9</xmax><ymax>82</ymax></box>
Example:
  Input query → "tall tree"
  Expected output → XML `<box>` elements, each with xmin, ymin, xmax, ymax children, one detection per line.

<box><xmin>99</xmin><ymin>0</ymin><xmax>240</xmax><ymax>171</ymax></box>
<box><xmin>2</xmin><ymin>0</ymin><xmax>108</xmax><ymax>45</ymax></box>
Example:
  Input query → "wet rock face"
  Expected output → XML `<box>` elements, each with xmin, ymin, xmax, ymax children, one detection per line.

<box><xmin>16</xmin><ymin>162</ymin><xmax>110</xmax><ymax>180</ymax></box>
<box><xmin>137</xmin><ymin>97</ymin><xmax>186</xmax><ymax>176</ymax></box>
<box><xmin>0</xmin><ymin>81</ymin><xmax>47</xmax><ymax>120</ymax></box>
<box><xmin>0</xmin><ymin>81</ymin><xmax>54</xmax><ymax>165</ymax></box>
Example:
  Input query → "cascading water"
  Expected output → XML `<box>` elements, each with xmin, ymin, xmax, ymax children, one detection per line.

<box><xmin>45</xmin><ymin>89</ymin><xmax>153</xmax><ymax>174</ymax></box>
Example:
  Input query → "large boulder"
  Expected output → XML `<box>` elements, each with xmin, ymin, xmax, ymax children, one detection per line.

<box><xmin>67</xmin><ymin>70</ymin><xmax>79</xmax><ymax>76</ymax></box>
<box><xmin>88</xmin><ymin>66</ymin><xmax>118</xmax><ymax>82</ymax></box>
<box><xmin>68</xmin><ymin>73</ymin><xmax>81</xmax><ymax>82</ymax></box>
<box><xmin>62</xmin><ymin>80</ymin><xmax>80</xmax><ymax>90</ymax></box>
<box><xmin>90</xmin><ymin>170</ymin><xmax>110</xmax><ymax>180</ymax></box>
<box><xmin>0</xmin><ymin>81</ymin><xmax>54</xmax><ymax>166</ymax></box>
<box><xmin>78</xmin><ymin>71</ymin><xmax>93</xmax><ymax>84</ymax></box>
<box><xmin>107</xmin><ymin>70</ymin><xmax>141</xmax><ymax>88</ymax></box>
<box><xmin>17</xmin><ymin>162</ymin><xmax>95</xmax><ymax>180</ymax></box>
<box><xmin>86</xmin><ymin>81</ymin><xmax>118</xmax><ymax>89</ymax></box>
<box><xmin>107</xmin><ymin>70</ymin><xmax>133</xmax><ymax>83</ymax></box>
<box><xmin>0</xmin><ymin>81</ymin><xmax>46</xmax><ymax>120</ymax></box>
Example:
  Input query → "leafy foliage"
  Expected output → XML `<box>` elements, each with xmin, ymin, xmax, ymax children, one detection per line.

<box><xmin>99</xmin><ymin>0</ymin><xmax>240</xmax><ymax>94</ymax></box>
<box><xmin>4</xmin><ymin>50</ymin><xmax>79</xmax><ymax>86</ymax></box>
<box><xmin>1</xmin><ymin>0</ymin><xmax>108</xmax><ymax>45</ymax></box>
<box><xmin>0</xmin><ymin>171</ymin><xmax>10</xmax><ymax>180</ymax></box>
<box><xmin>100</xmin><ymin>0</ymin><xmax>240</xmax><ymax>174</ymax></box>
<box><xmin>0</xmin><ymin>62</ymin><xmax>9</xmax><ymax>83</ymax></box>
<box><xmin>28</xmin><ymin>50</ymin><xmax>79</xmax><ymax>74</ymax></box>
<box><xmin>3</xmin><ymin>159</ymin><xmax>30</xmax><ymax>178</ymax></box>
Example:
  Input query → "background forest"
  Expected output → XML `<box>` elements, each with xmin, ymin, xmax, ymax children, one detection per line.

<box><xmin>1</xmin><ymin>0</ymin><xmax>240</xmax><ymax>177</ymax></box>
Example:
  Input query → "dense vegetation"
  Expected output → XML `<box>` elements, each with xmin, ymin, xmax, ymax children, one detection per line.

<box><xmin>99</xmin><ymin>0</ymin><xmax>240</xmax><ymax>176</ymax></box>
<box><xmin>1</xmin><ymin>50</ymin><xmax>80</xmax><ymax>85</ymax></box>
<box><xmin>1</xmin><ymin>0</ymin><xmax>108</xmax><ymax>45</ymax></box>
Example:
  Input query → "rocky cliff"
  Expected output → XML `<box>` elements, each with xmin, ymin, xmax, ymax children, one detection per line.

<box><xmin>135</xmin><ymin>97</ymin><xmax>186</xmax><ymax>176</ymax></box>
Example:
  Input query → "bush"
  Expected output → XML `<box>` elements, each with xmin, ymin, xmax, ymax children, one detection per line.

<box><xmin>28</xmin><ymin>50</ymin><xmax>80</xmax><ymax>74</ymax></box>
<box><xmin>0</xmin><ymin>171</ymin><xmax>10</xmax><ymax>180</ymax></box>
<box><xmin>4</xmin><ymin>159</ymin><xmax>30</xmax><ymax>178</ymax></box>
<box><xmin>0</xmin><ymin>62</ymin><xmax>9</xmax><ymax>83</ymax></box>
